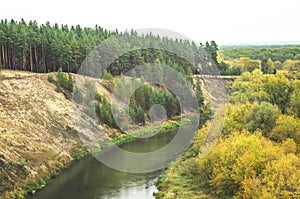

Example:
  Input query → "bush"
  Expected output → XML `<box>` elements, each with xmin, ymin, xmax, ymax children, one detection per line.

<box><xmin>55</xmin><ymin>68</ymin><xmax>74</xmax><ymax>93</ymax></box>
<box><xmin>48</xmin><ymin>69</ymin><xmax>75</xmax><ymax>99</ymax></box>
<box><xmin>55</xmin><ymin>68</ymin><xmax>66</xmax><ymax>92</ymax></box>
<box><xmin>195</xmin><ymin>131</ymin><xmax>300</xmax><ymax>198</ymax></box>
<box><xmin>102</xmin><ymin>70</ymin><xmax>112</xmax><ymax>80</ymax></box>
<box><xmin>95</xmin><ymin>92</ymin><xmax>102</xmax><ymax>102</ymax></box>
<box><xmin>270</xmin><ymin>115</ymin><xmax>300</xmax><ymax>143</ymax></box>
<box><xmin>47</xmin><ymin>74</ymin><xmax>56</xmax><ymax>83</ymax></box>
<box><xmin>96</xmin><ymin>95</ymin><xmax>118</xmax><ymax>129</ymax></box>
<box><xmin>222</xmin><ymin>67</ymin><xmax>241</xmax><ymax>76</ymax></box>
<box><xmin>66</xmin><ymin>74</ymin><xmax>74</xmax><ymax>92</ymax></box>
<box><xmin>245</xmin><ymin>102</ymin><xmax>278</xmax><ymax>135</ymax></box>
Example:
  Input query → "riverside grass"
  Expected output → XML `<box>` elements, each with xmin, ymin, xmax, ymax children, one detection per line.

<box><xmin>90</xmin><ymin>120</ymin><xmax>192</xmax><ymax>154</ymax></box>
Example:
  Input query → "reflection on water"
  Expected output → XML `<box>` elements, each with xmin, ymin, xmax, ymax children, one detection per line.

<box><xmin>32</xmin><ymin>129</ymin><xmax>179</xmax><ymax>199</ymax></box>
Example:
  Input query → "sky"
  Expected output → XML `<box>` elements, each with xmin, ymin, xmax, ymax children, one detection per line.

<box><xmin>1</xmin><ymin>0</ymin><xmax>299</xmax><ymax>45</ymax></box>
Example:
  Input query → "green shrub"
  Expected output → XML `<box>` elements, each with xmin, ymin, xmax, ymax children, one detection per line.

<box><xmin>245</xmin><ymin>102</ymin><xmax>278</xmax><ymax>134</ymax></box>
<box><xmin>102</xmin><ymin>70</ymin><xmax>112</xmax><ymax>80</ymax></box>
<box><xmin>47</xmin><ymin>74</ymin><xmax>56</xmax><ymax>83</ymax></box>
<box><xmin>51</xmin><ymin>68</ymin><xmax>74</xmax><ymax>98</ymax></box>
<box><xmin>95</xmin><ymin>91</ymin><xmax>102</xmax><ymax>102</ymax></box>
<box><xmin>55</xmin><ymin>68</ymin><xmax>66</xmax><ymax>92</ymax></box>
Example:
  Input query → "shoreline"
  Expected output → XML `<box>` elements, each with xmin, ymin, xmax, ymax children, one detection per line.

<box><xmin>90</xmin><ymin>119</ymin><xmax>191</xmax><ymax>154</ymax></box>
<box><xmin>28</xmin><ymin>119</ymin><xmax>188</xmax><ymax>198</ymax></box>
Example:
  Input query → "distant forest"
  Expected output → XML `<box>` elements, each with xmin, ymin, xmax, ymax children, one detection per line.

<box><xmin>0</xmin><ymin>19</ymin><xmax>219</xmax><ymax>75</ymax></box>
<box><xmin>220</xmin><ymin>45</ymin><xmax>300</xmax><ymax>63</ymax></box>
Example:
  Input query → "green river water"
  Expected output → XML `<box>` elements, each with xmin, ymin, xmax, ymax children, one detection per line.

<box><xmin>32</xmin><ymin>128</ymin><xmax>182</xmax><ymax>199</ymax></box>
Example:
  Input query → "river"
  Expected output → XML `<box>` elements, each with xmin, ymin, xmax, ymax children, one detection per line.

<box><xmin>32</xmin><ymin>128</ymin><xmax>179</xmax><ymax>199</ymax></box>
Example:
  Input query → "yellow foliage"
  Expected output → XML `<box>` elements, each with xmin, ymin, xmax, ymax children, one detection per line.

<box><xmin>195</xmin><ymin>129</ymin><xmax>300</xmax><ymax>198</ymax></box>
<box><xmin>223</xmin><ymin>103</ymin><xmax>253</xmax><ymax>135</ymax></box>
<box><xmin>283</xmin><ymin>59</ymin><xmax>300</xmax><ymax>71</ymax></box>
<box><xmin>226</xmin><ymin>57</ymin><xmax>261</xmax><ymax>73</ymax></box>
<box><xmin>288</xmin><ymin>80</ymin><xmax>300</xmax><ymax>118</ymax></box>
<box><xmin>270</xmin><ymin>114</ymin><xmax>300</xmax><ymax>143</ymax></box>
<box><xmin>262</xmin><ymin>154</ymin><xmax>300</xmax><ymax>198</ymax></box>
<box><xmin>193</xmin><ymin>121</ymin><xmax>210</xmax><ymax>152</ymax></box>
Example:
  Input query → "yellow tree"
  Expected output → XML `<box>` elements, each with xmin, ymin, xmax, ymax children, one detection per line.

<box><xmin>288</xmin><ymin>80</ymin><xmax>300</xmax><ymax>118</ymax></box>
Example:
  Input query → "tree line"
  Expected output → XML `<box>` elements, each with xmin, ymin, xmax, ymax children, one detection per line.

<box><xmin>220</xmin><ymin>45</ymin><xmax>300</xmax><ymax>63</ymax></box>
<box><xmin>219</xmin><ymin>45</ymin><xmax>300</xmax><ymax>75</ymax></box>
<box><xmin>0</xmin><ymin>19</ymin><xmax>222</xmax><ymax>76</ymax></box>
<box><xmin>0</xmin><ymin>19</ymin><xmax>113</xmax><ymax>73</ymax></box>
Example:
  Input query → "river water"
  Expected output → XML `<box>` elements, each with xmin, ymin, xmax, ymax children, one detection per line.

<box><xmin>32</xmin><ymin>128</ymin><xmax>179</xmax><ymax>199</ymax></box>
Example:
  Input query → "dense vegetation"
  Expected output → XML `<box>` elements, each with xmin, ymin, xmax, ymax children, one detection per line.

<box><xmin>3</xmin><ymin>18</ymin><xmax>300</xmax><ymax>198</ymax></box>
<box><xmin>48</xmin><ymin>68</ymin><xmax>204</xmax><ymax>130</ymax></box>
<box><xmin>0</xmin><ymin>19</ymin><xmax>222</xmax><ymax>76</ymax></box>
<box><xmin>6</xmin><ymin>19</ymin><xmax>299</xmax><ymax>77</ymax></box>
<box><xmin>1</xmin><ymin>19</ymin><xmax>214</xmax><ymax>129</ymax></box>
<box><xmin>5</xmin><ymin>17</ymin><xmax>211</xmax><ymax>131</ymax></box>
<box><xmin>47</xmin><ymin>68</ymin><xmax>74</xmax><ymax>99</ymax></box>
<box><xmin>219</xmin><ymin>45</ymin><xmax>300</xmax><ymax>75</ymax></box>
<box><xmin>0</xmin><ymin>19</ymin><xmax>114</xmax><ymax>73</ymax></box>
<box><xmin>1</xmin><ymin>19</ymin><xmax>299</xmax><ymax>77</ymax></box>
<box><xmin>95</xmin><ymin>81</ymin><xmax>181</xmax><ymax>127</ymax></box>
<box><xmin>220</xmin><ymin>45</ymin><xmax>300</xmax><ymax>63</ymax></box>
<box><xmin>157</xmin><ymin>70</ymin><xmax>300</xmax><ymax>198</ymax></box>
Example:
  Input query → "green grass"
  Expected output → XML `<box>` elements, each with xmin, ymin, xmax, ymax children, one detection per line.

<box><xmin>155</xmin><ymin>157</ymin><xmax>212</xmax><ymax>199</ymax></box>
<box><xmin>90</xmin><ymin>120</ymin><xmax>191</xmax><ymax>154</ymax></box>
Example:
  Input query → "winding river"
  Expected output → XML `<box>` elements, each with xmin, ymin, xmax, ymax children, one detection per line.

<box><xmin>32</xmin><ymin>128</ymin><xmax>180</xmax><ymax>199</ymax></box>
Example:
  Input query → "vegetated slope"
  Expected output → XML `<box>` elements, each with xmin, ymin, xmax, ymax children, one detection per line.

<box><xmin>0</xmin><ymin>70</ymin><xmax>111</xmax><ymax>198</ymax></box>
<box><xmin>0</xmin><ymin>69</ymin><xmax>200</xmax><ymax>198</ymax></box>
<box><xmin>156</xmin><ymin>71</ymin><xmax>300</xmax><ymax>199</ymax></box>
<box><xmin>0</xmin><ymin>68</ymin><xmax>230</xmax><ymax>198</ymax></box>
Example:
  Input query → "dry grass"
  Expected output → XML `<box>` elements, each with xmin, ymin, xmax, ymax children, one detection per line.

<box><xmin>0</xmin><ymin>70</ymin><xmax>90</xmax><ymax>198</ymax></box>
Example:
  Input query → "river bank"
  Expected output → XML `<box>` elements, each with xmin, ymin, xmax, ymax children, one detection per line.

<box><xmin>29</xmin><ymin>119</ymin><xmax>185</xmax><ymax>196</ymax></box>
<box><xmin>90</xmin><ymin>119</ymin><xmax>190</xmax><ymax>153</ymax></box>
<box><xmin>0</xmin><ymin>70</ymin><xmax>213</xmax><ymax>198</ymax></box>
<box><xmin>31</xmin><ymin>126</ymin><xmax>191</xmax><ymax>199</ymax></box>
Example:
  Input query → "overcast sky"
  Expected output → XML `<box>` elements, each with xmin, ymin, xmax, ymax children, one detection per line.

<box><xmin>1</xmin><ymin>0</ymin><xmax>299</xmax><ymax>45</ymax></box>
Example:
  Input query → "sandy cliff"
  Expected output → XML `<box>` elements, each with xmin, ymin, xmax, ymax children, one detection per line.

<box><xmin>0</xmin><ymin>70</ymin><xmax>96</xmax><ymax>198</ymax></box>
